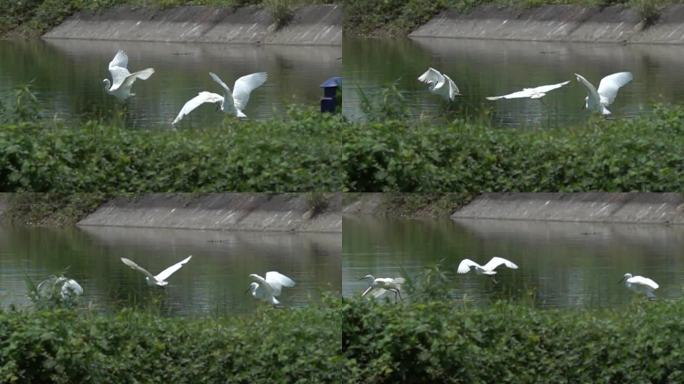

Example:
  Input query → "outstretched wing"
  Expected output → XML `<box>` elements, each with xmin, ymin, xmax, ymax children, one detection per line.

<box><xmin>533</xmin><ymin>80</ymin><xmax>570</xmax><ymax>94</ymax></box>
<box><xmin>265</xmin><ymin>271</ymin><xmax>295</xmax><ymax>296</ymax></box>
<box><xmin>597</xmin><ymin>72</ymin><xmax>632</xmax><ymax>106</ymax></box>
<box><xmin>483</xmin><ymin>257</ymin><xmax>518</xmax><ymax>271</ymax></box>
<box><xmin>172</xmin><ymin>91</ymin><xmax>224</xmax><ymax>125</ymax></box>
<box><xmin>232</xmin><ymin>72</ymin><xmax>267</xmax><ymax>111</ymax></box>
<box><xmin>487</xmin><ymin>89</ymin><xmax>534</xmax><ymax>100</ymax></box>
<box><xmin>120</xmin><ymin>68</ymin><xmax>155</xmax><ymax>91</ymax></box>
<box><xmin>417</xmin><ymin>67</ymin><xmax>444</xmax><ymax>85</ymax></box>
<box><xmin>108</xmin><ymin>50</ymin><xmax>131</xmax><ymax>88</ymax></box>
<box><xmin>155</xmin><ymin>255</ymin><xmax>192</xmax><ymax>282</ymax></box>
<box><xmin>575</xmin><ymin>73</ymin><xmax>602</xmax><ymax>111</ymax></box>
<box><xmin>121</xmin><ymin>257</ymin><xmax>156</xmax><ymax>280</ymax></box>
<box><xmin>457</xmin><ymin>259</ymin><xmax>480</xmax><ymax>274</ymax></box>
<box><xmin>443</xmin><ymin>74</ymin><xmax>460</xmax><ymax>100</ymax></box>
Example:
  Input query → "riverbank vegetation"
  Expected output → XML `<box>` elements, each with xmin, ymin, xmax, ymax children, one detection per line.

<box><xmin>345</xmin><ymin>0</ymin><xmax>677</xmax><ymax>37</ymax></box>
<box><xmin>0</xmin><ymin>0</ymin><xmax>335</xmax><ymax>38</ymax></box>
<box><xmin>0</xmin><ymin>303</ymin><xmax>341</xmax><ymax>383</ymax></box>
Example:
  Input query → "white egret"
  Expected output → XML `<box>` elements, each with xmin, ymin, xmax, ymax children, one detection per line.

<box><xmin>103</xmin><ymin>50</ymin><xmax>155</xmax><ymax>101</ymax></box>
<box><xmin>486</xmin><ymin>80</ymin><xmax>570</xmax><ymax>101</ymax></box>
<box><xmin>575</xmin><ymin>72</ymin><xmax>633</xmax><ymax>115</ymax></box>
<box><xmin>417</xmin><ymin>67</ymin><xmax>460</xmax><ymax>101</ymax></box>
<box><xmin>620</xmin><ymin>273</ymin><xmax>659</xmax><ymax>299</ymax></box>
<box><xmin>457</xmin><ymin>257</ymin><xmax>518</xmax><ymax>275</ymax></box>
<box><xmin>360</xmin><ymin>275</ymin><xmax>405</xmax><ymax>302</ymax></box>
<box><xmin>37</xmin><ymin>276</ymin><xmax>83</xmax><ymax>300</ymax></box>
<box><xmin>248</xmin><ymin>271</ymin><xmax>295</xmax><ymax>305</ymax></box>
<box><xmin>172</xmin><ymin>71</ymin><xmax>267</xmax><ymax>124</ymax></box>
<box><xmin>120</xmin><ymin>255</ymin><xmax>192</xmax><ymax>287</ymax></box>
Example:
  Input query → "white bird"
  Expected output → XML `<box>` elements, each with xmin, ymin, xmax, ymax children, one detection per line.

<box><xmin>248</xmin><ymin>271</ymin><xmax>295</xmax><ymax>305</ymax></box>
<box><xmin>575</xmin><ymin>72</ymin><xmax>633</xmax><ymax>115</ymax></box>
<box><xmin>457</xmin><ymin>257</ymin><xmax>518</xmax><ymax>275</ymax></box>
<box><xmin>103</xmin><ymin>50</ymin><xmax>155</xmax><ymax>101</ymax></box>
<box><xmin>486</xmin><ymin>80</ymin><xmax>570</xmax><ymax>101</ymax></box>
<box><xmin>417</xmin><ymin>67</ymin><xmax>460</xmax><ymax>101</ymax></box>
<box><xmin>120</xmin><ymin>255</ymin><xmax>192</xmax><ymax>287</ymax></box>
<box><xmin>172</xmin><ymin>71</ymin><xmax>267</xmax><ymax>124</ymax></box>
<box><xmin>37</xmin><ymin>276</ymin><xmax>83</xmax><ymax>300</ymax></box>
<box><xmin>620</xmin><ymin>273</ymin><xmax>659</xmax><ymax>299</ymax></box>
<box><xmin>360</xmin><ymin>275</ymin><xmax>405</xmax><ymax>302</ymax></box>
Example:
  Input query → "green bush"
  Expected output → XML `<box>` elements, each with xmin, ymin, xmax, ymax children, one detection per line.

<box><xmin>0</xmin><ymin>303</ymin><xmax>341</xmax><ymax>383</ymax></box>
<box><xmin>342</xmin><ymin>297</ymin><xmax>684</xmax><ymax>383</ymax></box>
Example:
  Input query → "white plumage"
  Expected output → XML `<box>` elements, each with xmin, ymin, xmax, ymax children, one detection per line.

<box><xmin>418</xmin><ymin>67</ymin><xmax>460</xmax><ymax>101</ymax></box>
<box><xmin>486</xmin><ymin>80</ymin><xmax>570</xmax><ymax>101</ymax></box>
<box><xmin>575</xmin><ymin>72</ymin><xmax>633</xmax><ymax>115</ymax></box>
<box><xmin>620</xmin><ymin>273</ymin><xmax>659</xmax><ymax>298</ymax></box>
<box><xmin>172</xmin><ymin>71</ymin><xmax>267</xmax><ymax>124</ymax></box>
<box><xmin>457</xmin><ymin>257</ymin><xmax>518</xmax><ymax>275</ymax></box>
<box><xmin>103</xmin><ymin>50</ymin><xmax>155</xmax><ymax>101</ymax></box>
<box><xmin>121</xmin><ymin>255</ymin><xmax>192</xmax><ymax>287</ymax></box>
<box><xmin>37</xmin><ymin>276</ymin><xmax>83</xmax><ymax>300</ymax></box>
<box><xmin>248</xmin><ymin>271</ymin><xmax>296</xmax><ymax>305</ymax></box>
<box><xmin>360</xmin><ymin>275</ymin><xmax>405</xmax><ymax>301</ymax></box>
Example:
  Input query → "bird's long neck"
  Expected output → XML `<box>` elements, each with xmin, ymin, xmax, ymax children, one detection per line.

<box><xmin>103</xmin><ymin>79</ymin><xmax>111</xmax><ymax>92</ymax></box>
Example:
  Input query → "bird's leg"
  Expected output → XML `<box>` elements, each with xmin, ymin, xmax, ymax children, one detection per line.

<box><xmin>396</xmin><ymin>290</ymin><xmax>403</xmax><ymax>302</ymax></box>
<box><xmin>491</xmin><ymin>277</ymin><xmax>499</xmax><ymax>285</ymax></box>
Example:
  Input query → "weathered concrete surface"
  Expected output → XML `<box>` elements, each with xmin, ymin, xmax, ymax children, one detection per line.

<box><xmin>452</xmin><ymin>193</ymin><xmax>684</xmax><ymax>224</ymax></box>
<box><xmin>411</xmin><ymin>5</ymin><xmax>684</xmax><ymax>44</ymax></box>
<box><xmin>78</xmin><ymin>193</ymin><xmax>341</xmax><ymax>233</ymax></box>
<box><xmin>44</xmin><ymin>5</ymin><xmax>341</xmax><ymax>45</ymax></box>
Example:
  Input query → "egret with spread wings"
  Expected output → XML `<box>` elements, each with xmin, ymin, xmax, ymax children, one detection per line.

<box><xmin>486</xmin><ymin>80</ymin><xmax>570</xmax><ymax>101</ymax></box>
<box><xmin>248</xmin><ymin>271</ymin><xmax>296</xmax><ymax>305</ymax></box>
<box><xmin>120</xmin><ymin>255</ymin><xmax>192</xmax><ymax>287</ymax></box>
<box><xmin>575</xmin><ymin>72</ymin><xmax>633</xmax><ymax>115</ymax></box>
<box><xmin>172</xmin><ymin>71</ymin><xmax>267</xmax><ymax>124</ymax></box>
<box><xmin>103</xmin><ymin>50</ymin><xmax>155</xmax><ymax>101</ymax></box>
<box><xmin>457</xmin><ymin>257</ymin><xmax>518</xmax><ymax>276</ymax></box>
<box><xmin>418</xmin><ymin>67</ymin><xmax>460</xmax><ymax>101</ymax></box>
<box><xmin>360</xmin><ymin>275</ymin><xmax>405</xmax><ymax>302</ymax></box>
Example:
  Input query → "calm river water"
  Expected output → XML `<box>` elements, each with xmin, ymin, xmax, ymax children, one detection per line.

<box><xmin>343</xmin><ymin>216</ymin><xmax>684</xmax><ymax>308</ymax></box>
<box><xmin>0</xmin><ymin>39</ymin><xmax>341</xmax><ymax>127</ymax></box>
<box><xmin>0</xmin><ymin>225</ymin><xmax>341</xmax><ymax>315</ymax></box>
<box><xmin>343</xmin><ymin>37</ymin><xmax>684</xmax><ymax>127</ymax></box>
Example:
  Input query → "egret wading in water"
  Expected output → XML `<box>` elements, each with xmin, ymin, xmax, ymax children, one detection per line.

<box><xmin>103</xmin><ymin>50</ymin><xmax>155</xmax><ymax>101</ymax></box>
<box><xmin>575</xmin><ymin>72</ymin><xmax>633</xmax><ymax>115</ymax></box>
<box><xmin>248</xmin><ymin>271</ymin><xmax>295</xmax><ymax>305</ymax></box>
<box><xmin>360</xmin><ymin>275</ymin><xmax>405</xmax><ymax>302</ymax></box>
<box><xmin>417</xmin><ymin>67</ymin><xmax>460</xmax><ymax>101</ymax></box>
<box><xmin>120</xmin><ymin>255</ymin><xmax>192</xmax><ymax>287</ymax></box>
<box><xmin>172</xmin><ymin>71</ymin><xmax>267</xmax><ymax>124</ymax></box>
<box><xmin>457</xmin><ymin>257</ymin><xmax>518</xmax><ymax>283</ymax></box>
<box><xmin>486</xmin><ymin>80</ymin><xmax>570</xmax><ymax>101</ymax></box>
<box><xmin>620</xmin><ymin>273</ymin><xmax>659</xmax><ymax>299</ymax></box>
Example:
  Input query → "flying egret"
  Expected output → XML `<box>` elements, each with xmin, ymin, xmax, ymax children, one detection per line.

<box><xmin>172</xmin><ymin>71</ymin><xmax>267</xmax><ymax>124</ymax></box>
<box><xmin>417</xmin><ymin>67</ymin><xmax>460</xmax><ymax>101</ymax></box>
<box><xmin>457</xmin><ymin>257</ymin><xmax>518</xmax><ymax>275</ymax></box>
<box><xmin>248</xmin><ymin>271</ymin><xmax>295</xmax><ymax>305</ymax></box>
<box><xmin>360</xmin><ymin>275</ymin><xmax>405</xmax><ymax>302</ymax></box>
<box><xmin>37</xmin><ymin>276</ymin><xmax>83</xmax><ymax>300</ymax></box>
<box><xmin>575</xmin><ymin>72</ymin><xmax>633</xmax><ymax>115</ymax></box>
<box><xmin>486</xmin><ymin>80</ymin><xmax>570</xmax><ymax>101</ymax></box>
<box><xmin>103</xmin><ymin>50</ymin><xmax>155</xmax><ymax>101</ymax></box>
<box><xmin>619</xmin><ymin>273</ymin><xmax>659</xmax><ymax>299</ymax></box>
<box><xmin>120</xmin><ymin>255</ymin><xmax>192</xmax><ymax>287</ymax></box>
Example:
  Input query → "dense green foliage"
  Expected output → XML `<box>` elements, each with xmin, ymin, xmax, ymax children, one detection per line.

<box><xmin>0</xmin><ymin>0</ymin><xmax>333</xmax><ymax>37</ymax></box>
<box><xmin>344</xmin><ymin>0</ymin><xmax>678</xmax><ymax>36</ymax></box>
<box><xmin>0</xmin><ymin>304</ymin><xmax>341</xmax><ymax>383</ymax></box>
<box><xmin>342</xmin><ymin>105</ymin><xmax>684</xmax><ymax>193</ymax></box>
<box><xmin>0</xmin><ymin>108</ymin><xmax>343</xmax><ymax>193</ymax></box>
<box><xmin>343</xmin><ymin>297</ymin><xmax>684</xmax><ymax>383</ymax></box>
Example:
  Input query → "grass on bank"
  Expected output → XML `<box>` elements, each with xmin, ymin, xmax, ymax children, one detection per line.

<box><xmin>344</xmin><ymin>0</ymin><xmax>680</xmax><ymax>37</ymax></box>
<box><xmin>0</xmin><ymin>0</ymin><xmax>335</xmax><ymax>37</ymax></box>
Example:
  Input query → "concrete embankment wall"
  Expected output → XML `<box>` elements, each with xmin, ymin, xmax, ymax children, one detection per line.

<box><xmin>410</xmin><ymin>4</ymin><xmax>684</xmax><ymax>44</ymax></box>
<box><xmin>78</xmin><ymin>193</ymin><xmax>341</xmax><ymax>233</ymax></box>
<box><xmin>44</xmin><ymin>5</ymin><xmax>341</xmax><ymax>45</ymax></box>
<box><xmin>452</xmin><ymin>193</ymin><xmax>684</xmax><ymax>224</ymax></box>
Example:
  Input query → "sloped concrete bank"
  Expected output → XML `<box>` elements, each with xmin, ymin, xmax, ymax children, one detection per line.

<box><xmin>44</xmin><ymin>4</ymin><xmax>341</xmax><ymax>45</ymax></box>
<box><xmin>78</xmin><ymin>193</ymin><xmax>341</xmax><ymax>233</ymax></box>
<box><xmin>411</xmin><ymin>4</ymin><xmax>684</xmax><ymax>44</ymax></box>
<box><xmin>452</xmin><ymin>193</ymin><xmax>684</xmax><ymax>224</ymax></box>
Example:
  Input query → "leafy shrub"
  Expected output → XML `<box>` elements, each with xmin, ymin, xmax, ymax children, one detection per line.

<box><xmin>0</xmin><ymin>302</ymin><xmax>341</xmax><ymax>383</ymax></box>
<box><xmin>342</xmin><ymin>297</ymin><xmax>684</xmax><ymax>383</ymax></box>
